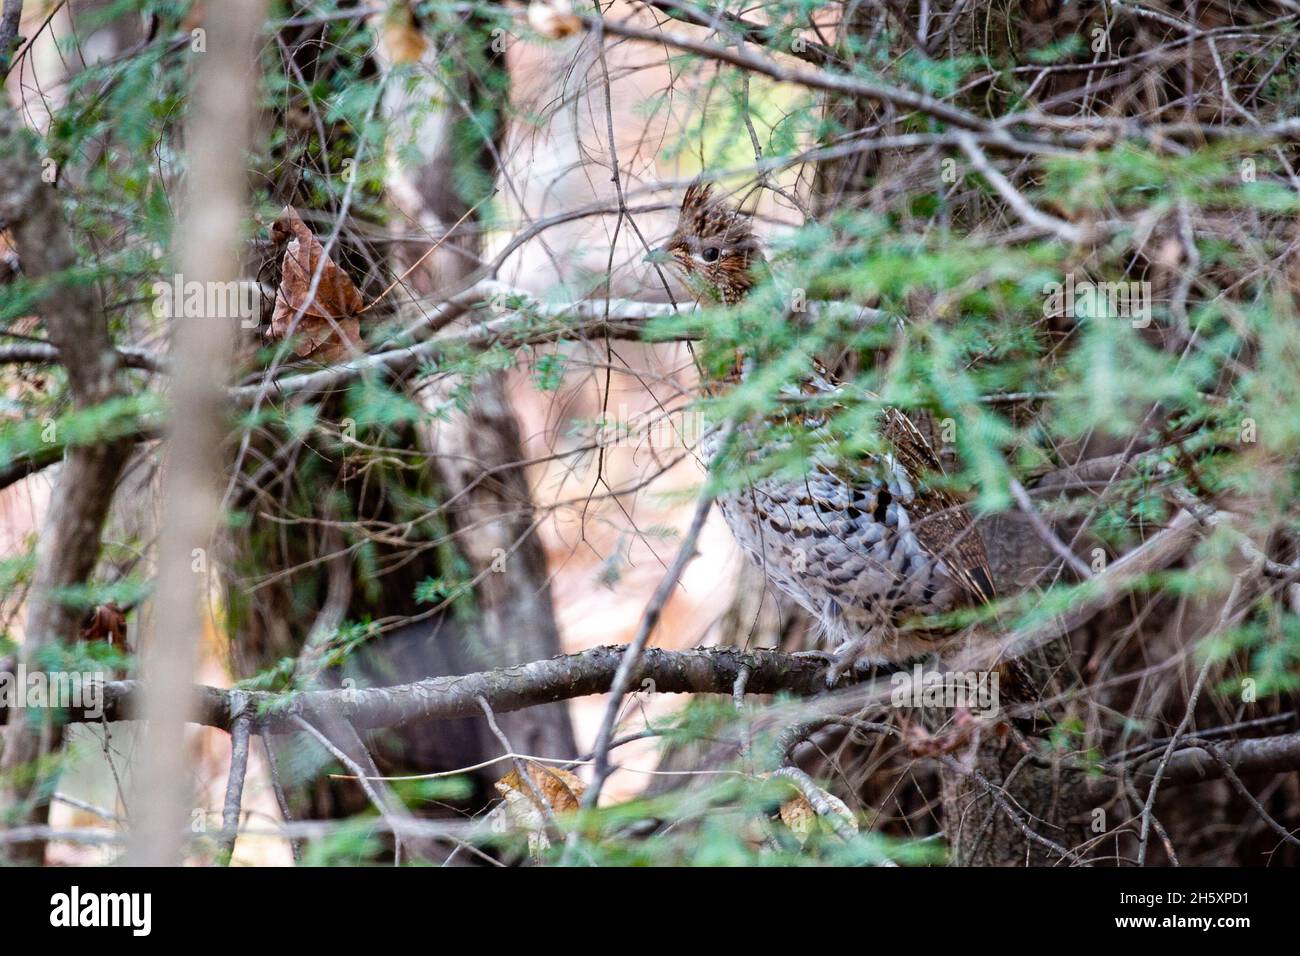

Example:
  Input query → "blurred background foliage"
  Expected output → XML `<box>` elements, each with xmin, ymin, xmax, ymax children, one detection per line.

<box><xmin>2</xmin><ymin>0</ymin><xmax>1299</xmax><ymax>865</ymax></box>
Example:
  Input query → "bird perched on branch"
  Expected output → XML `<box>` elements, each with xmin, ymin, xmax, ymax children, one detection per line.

<box><xmin>657</xmin><ymin>180</ymin><xmax>1002</xmax><ymax>681</ymax></box>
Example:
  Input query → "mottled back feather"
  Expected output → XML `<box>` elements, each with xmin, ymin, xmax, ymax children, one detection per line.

<box><xmin>665</xmin><ymin>181</ymin><xmax>998</xmax><ymax>660</ymax></box>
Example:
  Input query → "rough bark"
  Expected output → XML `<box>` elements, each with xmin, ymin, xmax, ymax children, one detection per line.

<box><xmin>387</xmin><ymin>13</ymin><xmax>577</xmax><ymax>760</ymax></box>
<box><xmin>0</xmin><ymin>90</ymin><xmax>138</xmax><ymax>862</ymax></box>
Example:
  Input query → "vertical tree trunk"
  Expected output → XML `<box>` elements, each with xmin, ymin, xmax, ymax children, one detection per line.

<box><xmin>0</xmin><ymin>105</ymin><xmax>133</xmax><ymax>864</ymax></box>
<box><xmin>940</xmin><ymin>737</ymin><xmax>1094</xmax><ymax>866</ymax></box>
<box><xmin>383</xmin><ymin>12</ymin><xmax>576</xmax><ymax>759</ymax></box>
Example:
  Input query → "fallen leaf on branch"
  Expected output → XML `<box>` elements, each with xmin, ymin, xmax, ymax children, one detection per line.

<box><xmin>268</xmin><ymin>206</ymin><xmax>365</xmax><ymax>362</ymax></box>
<box><xmin>375</xmin><ymin>5</ymin><xmax>429</xmax><ymax>64</ymax></box>
<box><xmin>495</xmin><ymin>760</ymin><xmax>585</xmax><ymax>812</ymax></box>
<box><xmin>492</xmin><ymin>760</ymin><xmax>586</xmax><ymax>858</ymax></box>
<box><xmin>0</xmin><ymin>230</ymin><xmax>18</xmax><ymax>284</ymax></box>
<box><xmin>80</xmin><ymin>602</ymin><xmax>126</xmax><ymax>646</ymax></box>
<box><xmin>528</xmin><ymin>0</ymin><xmax>582</xmax><ymax>40</ymax></box>
<box><xmin>778</xmin><ymin>793</ymin><xmax>817</xmax><ymax>843</ymax></box>
<box><xmin>773</xmin><ymin>777</ymin><xmax>857</xmax><ymax>845</ymax></box>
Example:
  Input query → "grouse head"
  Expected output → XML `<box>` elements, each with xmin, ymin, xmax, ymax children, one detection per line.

<box><xmin>659</xmin><ymin>180</ymin><xmax>762</xmax><ymax>305</ymax></box>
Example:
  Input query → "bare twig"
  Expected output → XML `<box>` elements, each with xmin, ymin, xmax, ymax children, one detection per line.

<box><xmin>217</xmin><ymin>707</ymin><xmax>253</xmax><ymax>866</ymax></box>
<box><xmin>264</xmin><ymin>737</ymin><xmax>302</xmax><ymax>864</ymax></box>
<box><xmin>1009</xmin><ymin>478</ymin><xmax>1094</xmax><ymax>580</ymax></box>
<box><xmin>583</xmin><ymin>422</ymin><xmax>736</xmax><ymax>809</ymax></box>
<box><xmin>956</xmin><ymin>133</ymin><xmax>1086</xmax><ymax>243</ymax></box>
<box><xmin>1137</xmin><ymin>573</ymin><xmax>1249</xmax><ymax>865</ymax></box>
<box><xmin>939</xmin><ymin>755</ymin><xmax>1086</xmax><ymax>865</ymax></box>
<box><xmin>291</xmin><ymin>715</ymin><xmax>407</xmax><ymax>865</ymax></box>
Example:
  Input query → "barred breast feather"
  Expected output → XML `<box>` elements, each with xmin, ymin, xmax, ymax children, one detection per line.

<box><xmin>700</xmin><ymin>371</ymin><xmax>994</xmax><ymax>663</ymax></box>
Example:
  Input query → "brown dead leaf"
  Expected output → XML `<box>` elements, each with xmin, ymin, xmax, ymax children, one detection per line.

<box><xmin>80</xmin><ymin>602</ymin><xmax>126</xmax><ymax>647</ymax></box>
<box><xmin>494</xmin><ymin>760</ymin><xmax>585</xmax><ymax>813</ymax></box>
<box><xmin>772</xmin><ymin>775</ymin><xmax>856</xmax><ymax>845</ymax></box>
<box><xmin>0</xmin><ymin>230</ymin><xmax>17</xmax><ymax>285</ymax></box>
<box><xmin>493</xmin><ymin>760</ymin><xmax>585</xmax><ymax>858</ymax></box>
<box><xmin>778</xmin><ymin>794</ymin><xmax>818</xmax><ymax>844</ymax></box>
<box><xmin>528</xmin><ymin>0</ymin><xmax>583</xmax><ymax>39</ymax></box>
<box><xmin>268</xmin><ymin>206</ymin><xmax>365</xmax><ymax>362</ymax></box>
<box><xmin>376</xmin><ymin>6</ymin><xmax>429</xmax><ymax>64</ymax></box>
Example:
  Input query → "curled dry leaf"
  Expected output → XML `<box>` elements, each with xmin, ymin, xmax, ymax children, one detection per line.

<box><xmin>528</xmin><ymin>0</ymin><xmax>583</xmax><ymax>40</ymax></box>
<box><xmin>268</xmin><ymin>206</ymin><xmax>365</xmax><ymax>362</ymax></box>
<box><xmin>495</xmin><ymin>760</ymin><xmax>585</xmax><ymax>812</ymax></box>
<box><xmin>80</xmin><ymin>602</ymin><xmax>126</xmax><ymax>646</ymax></box>
<box><xmin>0</xmin><ymin>230</ymin><xmax>18</xmax><ymax>284</ymax></box>
<box><xmin>778</xmin><ymin>793</ymin><xmax>817</xmax><ymax>844</ymax></box>
<box><xmin>375</xmin><ymin>6</ymin><xmax>429</xmax><ymax>65</ymax></box>
<box><xmin>493</xmin><ymin>760</ymin><xmax>586</xmax><ymax>857</ymax></box>
<box><xmin>774</xmin><ymin>778</ymin><xmax>857</xmax><ymax>845</ymax></box>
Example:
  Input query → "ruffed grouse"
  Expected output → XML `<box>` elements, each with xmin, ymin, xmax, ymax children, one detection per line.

<box><xmin>659</xmin><ymin>181</ymin><xmax>997</xmax><ymax>672</ymax></box>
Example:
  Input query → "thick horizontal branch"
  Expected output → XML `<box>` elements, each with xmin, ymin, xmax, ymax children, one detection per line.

<box><xmin>2</xmin><ymin>282</ymin><xmax>880</xmax><ymax>403</ymax></box>
<box><xmin>20</xmin><ymin>642</ymin><xmax>1299</xmax><ymax>789</ymax></box>
<box><xmin>51</xmin><ymin>646</ymin><xmax>847</xmax><ymax>733</ymax></box>
<box><xmin>235</xmin><ymin>287</ymin><xmax>882</xmax><ymax>402</ymax></box>
<box><xmin>0</xmin><ymin>286</ymin><xmax>682</xmax><ymax>381</ymax></box>
<box><xmin>231</xmin><ymin>288</ymin><xmax>700</xmax><ymax>403</ymax></box>
<box><xmin>0</xmin><ymin>284</ymin><xmax>878</xmax><ymax>489</ymax></box>
<box><xmin>0</xmin><ymin>343</ymin><xmax>167</xmax><ymax>373</ymax></box>
<box><xmin>0</xmin><ymin>419</ymin><xmax>161</xmax><ymax>491</ymax></box>
<box><xmin>1132</xmin><ymin>732</ymin><xmax>1300</xmax><ymax>786</ymax></box>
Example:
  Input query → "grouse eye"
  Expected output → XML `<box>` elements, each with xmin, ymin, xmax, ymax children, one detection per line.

<box><xmin>701</xmin><ymin>247</ymin><xmax>720</xmax><ymax>263</ymax></box>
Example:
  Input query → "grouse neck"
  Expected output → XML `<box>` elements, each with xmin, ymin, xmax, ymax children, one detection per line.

<box><xmin>692</xmin><ymin>253</ymin><xmax>770</xmax><ymax>395</ymax></box>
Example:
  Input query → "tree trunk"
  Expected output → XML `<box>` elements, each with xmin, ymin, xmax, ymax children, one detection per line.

<box><xmin>382</xmin><ymin>10</ymin><xmax>577</xmax><ymax>760</ymax></box>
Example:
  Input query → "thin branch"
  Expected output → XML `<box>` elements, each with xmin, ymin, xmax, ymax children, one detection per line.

<box><xmin>643</xmin><ymin>0</ymin><xmax>837</xmax><ymax>68</ymax></box>
<box><xmin>1009</xmin><ymin>478</ymin><xmax>1094</xmax><ymax>580</ymax></box>
<box><xmin>583</xmin><ymin>422</ymin><xmax>735</xmax><ymax>809</ymax></box>
<box><xmin>939</xmin><ymin>755</ymin><xmax>1086</xmax><ymax>865</ymax></box>
<box><xmin>956</xmin><ymin>132</ymin><xmax>1086</xmax><ymax>243</ymax></box>
<box><xmin>0</xmin><ymin>342</ymin><xmax>167</xmax><ymax>373</ymax></box>
<box><xmin>1137</xmin><ymin>572</ymin><xmax>1248</xmax><ymax>865</ymax></box>
<box><xmin>217</xmin><ymin>708</ymin><xmax>253</xmax><ymax>866</ymax></box>
<box><xmin>291</xmin><ymin>715</ymin><xmax>406</xmax><ymax>865</ymax></box>
<box><xmin>264</xmin><ymin>737</ymin><xmax>302</xmax><ymax>863</ymax></box>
